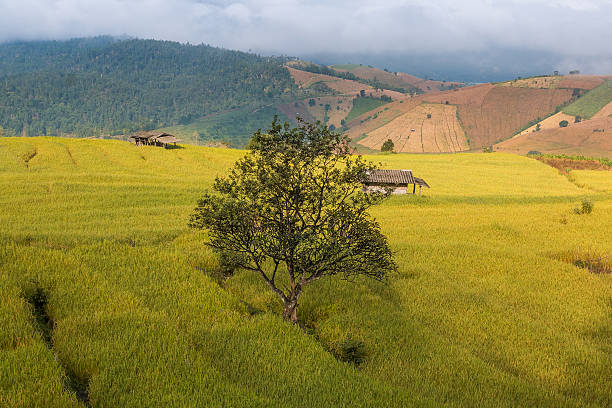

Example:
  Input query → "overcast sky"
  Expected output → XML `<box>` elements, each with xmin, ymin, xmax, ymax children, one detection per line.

<box><xmin>1</xmin><ymin>0</ymin><xmax>611</xmax><ymax>78</ymax></box>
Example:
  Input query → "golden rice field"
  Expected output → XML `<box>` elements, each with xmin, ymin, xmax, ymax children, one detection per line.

<box><xmin>1</xmin><ymin>137</ymin><xmax>611</xmax><ymax>407</ymax></box>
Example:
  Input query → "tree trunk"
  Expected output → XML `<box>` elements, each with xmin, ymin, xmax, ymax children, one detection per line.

<box><xmin>282</xmin><ymin>297</ymin><xmax>299</xmax><ymax>324</ymax></box>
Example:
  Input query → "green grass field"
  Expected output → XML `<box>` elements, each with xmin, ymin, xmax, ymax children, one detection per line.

<box><xmin>345</xmin><ymin>97</ymin><xmax>390</xmax><ymax>123</ymax></box>
<box><xmin>331</xmin><ymin>64</ymin><xmax>361</xmax><ymax>70</ymax></box>
<box><xmin>158</xmin><ymin>105</ymin><xmax>290</xmax><ymax>148</ymax></box>
<box><xmin>1</xmin><ymin>137</ymin><xmax>611</xmax><ymax>407</ymax></box>
<box><xmin>563</xmin><ymin>79</ymin><xmax>612</xmax><ymax>118</ymax></box>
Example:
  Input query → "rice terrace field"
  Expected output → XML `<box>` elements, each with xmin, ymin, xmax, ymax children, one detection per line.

<box><xmin>1</xmin><ymin>137</ymin><xmax>612</xmax><ymax>407</ymax></box>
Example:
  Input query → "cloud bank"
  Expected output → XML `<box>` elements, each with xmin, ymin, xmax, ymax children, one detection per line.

<box><xmin>1</xmin><ymin>0</ymin><xmax>611</xmax><ymax>77</ymax></box>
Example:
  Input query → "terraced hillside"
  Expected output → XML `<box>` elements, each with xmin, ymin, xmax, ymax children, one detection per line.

<box><xmin>286</xmin><ymin>66</ymin><xmax>405</xmax><ymax>100</ymax></box>
<box><xmin>496</xmin><ymin>116</ymin><xmax>612</xmax><ymax>158</ymax></box>
<box><xmin>422</xmin><ymin>85</ymin><xmax>575</xmax><ymax>147</ymax></box>
<box><xmin>332</xmin><ymin>64</ymin><xmax>463</xmax><ymax>94</ymax></box>
<box><xmin>1</xmin><ymin>137</ymin><xmax>611</xmax><ymax>407</ymax></box>
<box><xmin>358</xmin><ymin>103</ymin><xmax>467</xmax><ymax>153</ymax></box>
<box><xmin>563</xmin><ymin>79</ymin><xmax>612</xmax><ymax>119</ymax></box>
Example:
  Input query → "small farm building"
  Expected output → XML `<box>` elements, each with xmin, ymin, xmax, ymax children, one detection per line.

<box><xmin>130</xmin><ymin>132</ymin><xmax>181</xmax><ymax>148</ymax></box>
<box><xmin>363</xmin><ymin>169</ymin><xmax>430</xmax><ymax>195</ymax></box>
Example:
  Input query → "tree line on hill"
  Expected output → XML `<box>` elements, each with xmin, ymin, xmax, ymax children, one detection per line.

<box><xmin>0</xmin><ymin>37</ymin><xmax>296</xmax><ymax>137</ymax></box>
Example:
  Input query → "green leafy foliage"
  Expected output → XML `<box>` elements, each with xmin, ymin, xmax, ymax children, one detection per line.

<box><xmin>0</xmin><ymin>37</ymin><xmax>295</xmax><ymax>137</ymax></box>
<box><xmin>381</xmin><ymin>139</ymin><xmax>395</xmax><ymax>152</ymax></box>
<box><xmin>573</xmin><ymin>198</ymin><xmax>594</xmax><ymax>214</ymax></box>
<box><xmin>160</xmin><ymin>105</ymin><xmax>291</xmax><ymax>148</ymax></box>
<box><xmin>563</xmin><ymin>79</ymin><xmax>612</xmax><ymax>119</ymax></box>
<box><xmin>345</xmin><ymin>97</ymin><xmax>390</xmax><ymax>123</ymax></box>
<box><xmin>189</xmin><ymin>119</ymin><xmax>396</xmax><ymax>323</ymax></box>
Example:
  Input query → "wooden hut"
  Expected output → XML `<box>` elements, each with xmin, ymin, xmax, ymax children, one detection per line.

<box><xmin>362</xmin><ymin>169</ymin><xmax>430</xmax><ymax>195</ymax></box>
<box><xmin>130</xmin><ymin>132</ymin><xmax>181</xmax><ymax>148</ymax></box>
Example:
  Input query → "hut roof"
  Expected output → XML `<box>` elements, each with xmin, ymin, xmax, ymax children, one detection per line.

<box><xmin>130</xmin><ymin>131</ymin><xmax>181</xmax><ymax>143</ymax></box>
<box><xmin>364</xmin><ymin>169</ymin><xmax>415</xmax><ymax>185</ymax></box>
<box><xmin>414</xmin><ymin>177</ymin><xmax>430</xmax><ymax>188</ymax></box>
<box><xmin>155</xmin><ymin>134</ymin><xmax>181</xmax><ymax>144</ymax></box>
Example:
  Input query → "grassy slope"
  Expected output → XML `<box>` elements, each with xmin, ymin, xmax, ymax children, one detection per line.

<box><xmin>563</xmin><ymin>79</ymin><xmax>612</xmax><ymax>119</ymax></box>
<box><xmin>345</xmin><ymin>97</ymin><xmax>389</xmax><ymax>123</ymax></box>
<box><xmin>1</xmin><ymin>137</ymin><xmax>612</xmax><ymax>407</ymax></box>
<box><xmin>158</xmin><ymin>106</ymin><xmax>291</xmax><ymax>148</ymax></box>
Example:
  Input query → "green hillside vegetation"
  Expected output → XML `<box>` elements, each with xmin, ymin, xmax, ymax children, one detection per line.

<box><xmin>158</xmin><ymin>105</ymin><xmax>290</xmax><ymax>148</ymax></box>
<box><xmin>345</xmin><ymin>97</ymin><xmax>390</xmax><ymax>123</ymax></box>
<box><xmin>563</xmin><ymin>79</ymin><xmax>612</xmax><ymax>118</ymax></box>
<box><xmin>1</xmin><ymin>136</ymin><xmax>611</xmax><ymax>406</ymax></box>
<box><xmin>0</xmin><ymin>38</ymin><xmax>295</xmax><ymax>138</ymax></box>
<box><xmin>331</xmin><ymin>64</ymin><xmax>361</xmax><ymax>70</ymax></box>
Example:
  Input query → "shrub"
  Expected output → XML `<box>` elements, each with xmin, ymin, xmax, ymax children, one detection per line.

<box><xmin>217</xmin><ymin>250</ymin><xmax>248</xmax><ymax>278</ymax></box>
<box><xmin>573</xmin><ymin>199</ymin><xmax>594</xmax><ymax>215</ymax></box>
<box><xmin>559</xmin><ymin>120</ymin><xmax>569</xmax><ymax>128</ymax></box>
<box><xmin>426</xmin><ymin>113</ymin><xmax>432</xmax><ymax>119</ymax></box>
<box><xmin>557</xmin><ymin>248</ymin><xmax>611</xmax><ymax>274</ymax></box>
<box><xmin>381</xmin><ymin>139</ymin><xmax>394</xmax><ymax>153</ymax></box>
<box><xmin>335</xmin><ymin>334</ymin><xmax>367</xmax><ymax>366</ymax></box>
<box><xmin>527</xmin><ymin>150</ymin><xmax>542</xmax><ymax>156</ymax></box>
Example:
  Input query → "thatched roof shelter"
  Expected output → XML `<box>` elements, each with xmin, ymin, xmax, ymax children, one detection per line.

<box><xmin>130</xmin><ymin>131</ymin><xmax>181</xmax><ymax>148</ymax></box>
<box><xmin>363</xmin><ymin>169</ymin><xmax>430</xmax><ymax>195</ymax></box>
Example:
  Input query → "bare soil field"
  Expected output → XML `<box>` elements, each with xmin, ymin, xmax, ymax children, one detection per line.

<box><xmin>536</xmin><ymin>156</ymin><xmax>612</xmax><ymax>172</ymax></box>
<box><xmin>287</xmin><ymin>66</ymin><xmax>406</xmax><ymax>100</ymax></box>
<box><xmin>345</xmin><ymin>97</ymin><xmax>424</xmax><ymax>140</ymax></box>
<box><xmin>333</xmin><ymin>65</ymin><xmax>463</xmax><ymax>93</ymax></box>
<box><xmin>495</xmin><ymin>117</ymin><xmax>612</xmax><ymax>158</ymax></box>
<box><xmin>304</xmin><ymin>96</ymin><xmax>354</xmax><ymax>127</ymax></box>
<box><xmin>423</xmin><ymin>85</ymin><xmax>574</xmax><ymax>147</ymax></box>
<box><xmin>516</xmin><ymin>112</ymin><xmax>577</xmax><ymax>136</ymax></box>
<box><xmin>286</xmin><ymin>67</ymin><xmax>336</xmax><ymax>88</ymax></box>
<box><xmin>592</xmin><ymin>100</ymin><xmax>612</xmax><ymax>119</ymax></box>
<box><xmin>358</xmin><ymin>103</ymin><xmax>468</xmax><ymax>153</ymax></box>
<box><xmin>277</xmin><ymin>100</ymin><xmax>316</xmax><ymax>124</ymax></box>
<box><xmin>559</xmin><ymin>75</ymin><xmax>606</xmax><ymax>90</ymax></box>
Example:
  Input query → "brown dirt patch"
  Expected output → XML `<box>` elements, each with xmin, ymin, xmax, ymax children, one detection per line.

<box><xmin>536</xmin><ymin>157</ymin><xmax>612</xmax><ymax>172</ymax></box>
<box><xmin>345</xmin><ymin>97</ymin><xmax>424</xmax><ymax>140</ymax></box>
<box><xmin>558</xmin><ymin>75</ymin><xmax>606</xmax><ymax>90</ymax></box>
<box><xmin>332</xmin><ymin>65</ymin><xmax>462</xmax><ymax>94</ymax></box>
<box><xmin>423</xmin><ymin>85</ymin><xmax>574</xmax><ymax>148</ymax></box>
<box><xmin>277</xmin><ymin>100</ymin><xmax>316</xmax><ymax>124</ymax></box>
<box><xmin>358</xmin><ymin>103</ymin><xmax>468</xmax><ymax>153</ymax></box>
<box><xmin>287</xmin><ymin>66</ymin><xmax>406</xmax><ymax>100</ymax></box>
<box><xmin>516</xmin><ymin>112</ymin><xmax>577</xmax><ymax>136</ymax></box>
<box><xmin>592</xmin><ymin>101</ymin><xmax>612</xmax><ymax>119</ymax></box>
<box><xmin>495</xmin><ymin>117</ymin><xmax>612</xmax><ymax>158</ymax></box>
<box><xmin>303</xmin><ymin>96</ymin><xmax>354</xmax><ymax>127</ymax></box>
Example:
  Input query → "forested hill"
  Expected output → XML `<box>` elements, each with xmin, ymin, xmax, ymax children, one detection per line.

<box><xmin>0</xmin><ymin>37</ymin><xmax>295</xmax><ymax>137</ymax></box>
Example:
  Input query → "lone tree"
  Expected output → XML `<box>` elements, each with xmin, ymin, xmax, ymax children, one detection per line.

<box><xmin>189</xmin><ymin>118</ymin><xmax>396</xmax><ymax>324</ymax></box>
<box><xmin>381</xmin><ymin>139</ymin><xmax>395</xmax><ymax>152</ymax></box>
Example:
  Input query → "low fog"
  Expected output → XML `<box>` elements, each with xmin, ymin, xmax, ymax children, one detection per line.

<box><xmin>1</xmin><ymin>0</ymin><xmax>611</xmax><ymax>81</ymax></box>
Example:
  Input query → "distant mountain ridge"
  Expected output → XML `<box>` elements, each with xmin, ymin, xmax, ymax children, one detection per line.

<box><xmin>1</xmin><ymin>37</ymin><xmax>610</xmax><ymax>157</ymax></box>
<box><xmin>0</xmin><ymin>37</ymin><xmax>294</xmax><ymax>138</ymax></box>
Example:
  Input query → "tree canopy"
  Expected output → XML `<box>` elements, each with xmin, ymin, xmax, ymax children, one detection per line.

<box><xmin>189</xmin><ymin>118</ymin><xmax>396</xmax><ymax>323</ymax></box>
<box><xmin>0</xmin><ymin>38</ymin><xmax>295</xmax><ymax>138</ymax></box>
<box><xmin>381</xmin><ymin>139</ymin><xmax>395</xmax><ymax>152</ymax></box>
